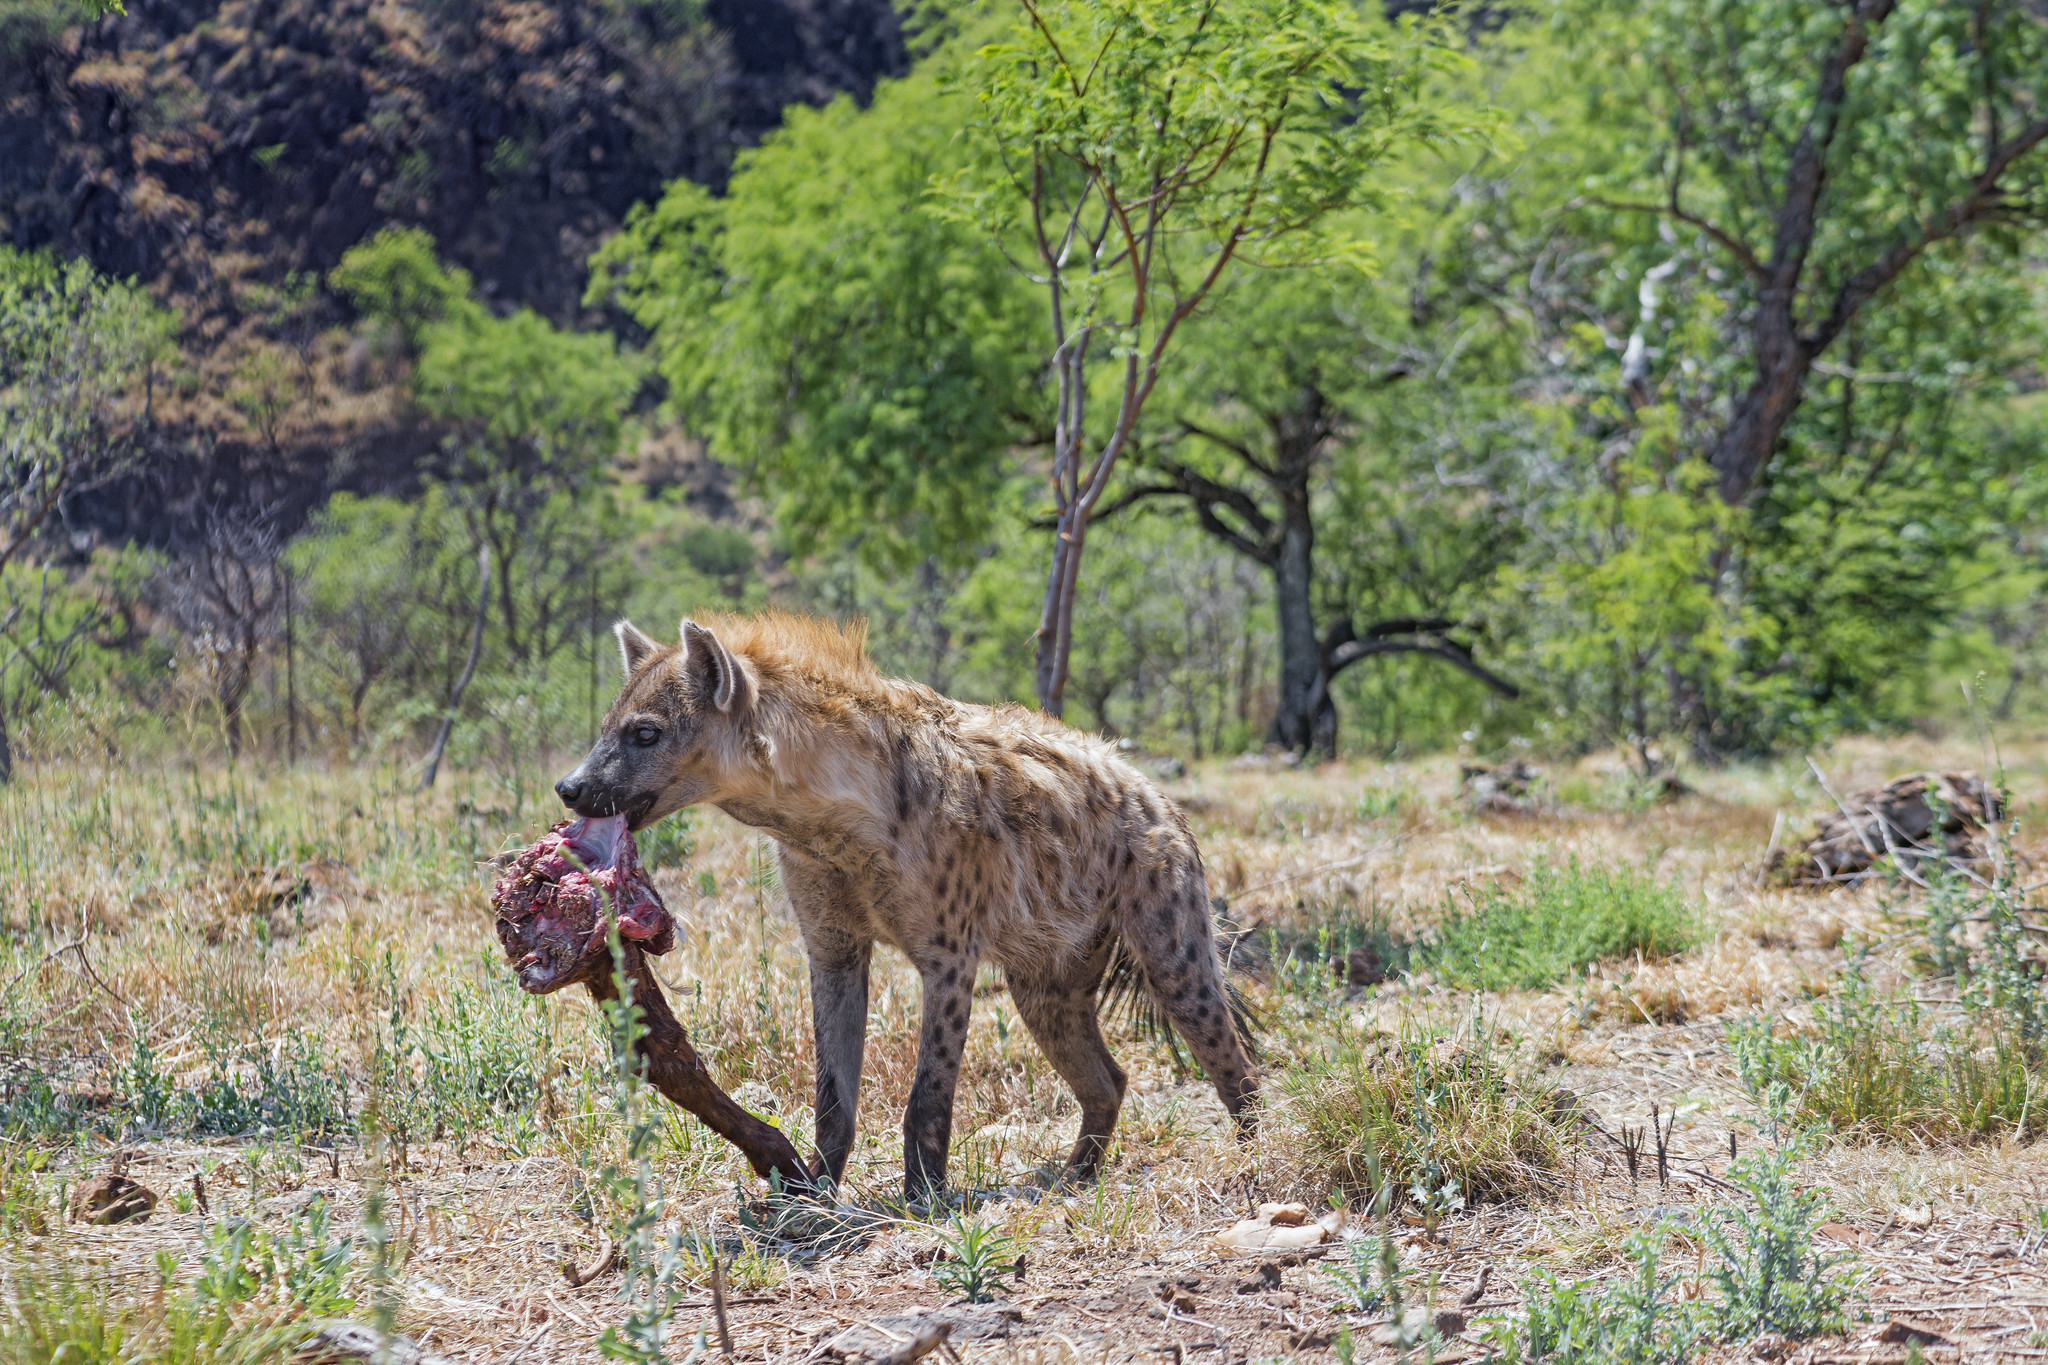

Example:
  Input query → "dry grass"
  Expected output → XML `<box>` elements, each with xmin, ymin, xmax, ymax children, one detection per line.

<box><xmin>3</xmin><ymin>727</ymin><xmax>2048</xmax><ymax>1360</ymax></box>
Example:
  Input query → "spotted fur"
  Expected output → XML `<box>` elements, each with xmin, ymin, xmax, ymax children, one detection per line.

<box><xmin>554</xmin><ymin>611</ymin><xmax>1258</xmax><ymax>1198</ymax></box>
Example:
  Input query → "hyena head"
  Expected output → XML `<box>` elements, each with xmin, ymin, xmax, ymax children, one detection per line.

<box><xmin>554</xmin><ymin>618</ymin><xmax>756</xmax><ymax>829</ymax></box>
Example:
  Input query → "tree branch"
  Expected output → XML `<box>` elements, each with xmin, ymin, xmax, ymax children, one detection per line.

<box><xmin>1576</xmin><ymin>196</ymin><xmax>1764</xmax><ymax>281</ymax></box>
<box><xmin>1326</xmin><ymin>634</ymin><xmax>1522</xmax><ymax>699</ymax></box>
<box><xmin>1176</xmin><ymin>419</ymin><xmax>1278</xmax><ymax>481</ymax></box>
<box><xmin>1805</xmin><ymin>114</ymin><xmax>2048</xmax><ymax>351</ymax></box>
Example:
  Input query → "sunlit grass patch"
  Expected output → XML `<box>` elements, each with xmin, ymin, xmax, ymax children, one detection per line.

<box><xmin>1728</xmin><ymin>969</ymin><xmax>2048</xmax><ymax>1142</ymax></box>
<box><xmin>1421</xmin><ymin>858</ymin><xmax>1694</xmax><ymax>992</ymax></box>
<box><xmin>1286</xmin><ymin>1018</ymin><xmax>1578</xmax><ymax>1208</ymax></box>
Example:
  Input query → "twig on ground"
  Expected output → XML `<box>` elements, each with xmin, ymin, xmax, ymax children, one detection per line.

<box><xmin>560</xmin><ymin>1234</ymin><xmax>616</xmax><ymax>1288</ymax></box>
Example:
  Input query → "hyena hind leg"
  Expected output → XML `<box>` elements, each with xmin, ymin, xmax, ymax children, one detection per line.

<box><xmin>1007</xmin><ymin>946</ymin><xmax>1127</xmax><ymax>1179</ymax></box>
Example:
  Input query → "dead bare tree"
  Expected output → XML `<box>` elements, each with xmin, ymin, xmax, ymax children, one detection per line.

<box><xmin>157</xmin><ymin>506</ymin><xmax>285</xmax><ymax>759</ymax></box>
<box><xmin>417</xmin><ymin>542</ymin><xmax>490</xmax><ymax>792</ymax></box>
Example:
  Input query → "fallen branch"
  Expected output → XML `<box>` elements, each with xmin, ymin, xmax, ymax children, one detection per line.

<box><xmin>560</xmin><ymin>1234</ymin><xmax>616</xmax><ymax>1288</ymax></box>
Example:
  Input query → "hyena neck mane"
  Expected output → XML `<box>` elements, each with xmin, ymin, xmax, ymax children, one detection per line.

<box><xmin>703</xmin><ymin>612</ymin><xmax>972</xmax><ymax>851</ymax></box>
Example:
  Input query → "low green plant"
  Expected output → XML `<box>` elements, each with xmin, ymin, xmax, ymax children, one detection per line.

<box><xmin>637</xmin><ymin>809</ymin><xmax>698</xmax><ymax>871</ymax></box>
<box><xmin>0</xmin><ymin>1142</ymin><xmax>52</xmax><ymax>1235</ymax></box>
<box><xmin>1423</xmin><ymin>859</ymin><xmax>1692</xmax><ymax>992</ymax></box>
<box><xmin>1321</xmin><ymin>1161</ymin><xmax>1408</xmax><ymax>1317</ymax></box>
<box><xmin>0</xmin><ymin>1265</ymin><xmax>310</xmax><ymax>1365</ymax></box>
<box><xmin>1496</xmin><ymin>1222</ymin><xmax>1702</xmax><ymax>1364</ymax></box>
<box><xmin>188</xmin><ymin>1198</ymin><xmax>352</xmax><ymax>1314</ymax></box>
<box><xmin>1701</xmin><ymin>1134</ymin><xmax>1859</xmax><ymax>1341</ymax></box>
<box><xmin>930</xmin><ymin>1215</ymin><xmax>1025</xmax><ymax>1304</ymax></box>
<box><xmin>1288</xmin><ymin>1016</ymin><xmax>1575</xmax><ymax>1207</ymax></box>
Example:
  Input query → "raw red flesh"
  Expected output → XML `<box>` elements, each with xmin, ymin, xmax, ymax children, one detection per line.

<box><xmin>492</xmin><ymin>815</ymin><xmax>675</xmax><ymax>993</ymax></box>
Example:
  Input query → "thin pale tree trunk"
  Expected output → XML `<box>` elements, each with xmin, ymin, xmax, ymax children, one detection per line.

<box><xmin>419</xmin><ymin>542</ymin><xmax>491</xmax><ymax>793</ymax></box>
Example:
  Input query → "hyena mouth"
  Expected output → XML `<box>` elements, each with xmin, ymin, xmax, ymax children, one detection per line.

<box><xmin>624</xmin><ymin>793</ymin><xmax>658</xmax><ymax>831</ymax></box>
<box><xmin>490</xmin><ymin>814</ymin><xmax>675</xmax><ymax>993</ymax></box>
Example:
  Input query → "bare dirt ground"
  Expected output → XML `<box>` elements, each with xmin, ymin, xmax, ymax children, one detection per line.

<box><xmin>11</xmin><ymin>730</ymin><xmax>2048</xmax><ymax>1363</ymax></box>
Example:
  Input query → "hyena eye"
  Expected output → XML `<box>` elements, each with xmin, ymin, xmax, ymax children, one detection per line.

<box><xmin>632</xmin><ymin>725</ymin><xmax>661</xmax><ymax>747</ymax></box>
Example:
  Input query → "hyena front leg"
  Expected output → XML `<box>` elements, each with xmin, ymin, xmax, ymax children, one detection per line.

<box><xmin>1006</xmin><ymin>942</ymin><xmax>1127</xmax><ymax>1179</ymax></box>
<box><xmin>803</xmin><ymin>923</ymin><xmax>871</xmax><ymax>1189</ymax></box>
<box><xmin>903</xmin><ymin>945</ymin><xmax>981</xmax><ymax>1204</ymax></box>
<box><xmin>784</xmin><ymin>852</ymin><xmax>871</xmax><ymax>1190</ymax></box>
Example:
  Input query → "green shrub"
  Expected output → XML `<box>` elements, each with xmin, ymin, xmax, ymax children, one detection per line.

<box><xmin>1492</xmin><ymin>1138</ymin><xmax>1857</xmax><ymax>1361</ymax></box>
<box><xmin>1727</xmin><ymin>965</ymin><xmax>2046</xmax><ymax>1142</ymax></box>
<box><xmin>1499</xmin><ymin>1222</ymin><xmax>1702</xmax><ymax>1365</ymax></box>
<box><xmin>1701</xmin><ymin>1136</ymin><xmax>1860</xmax><ymax>1341</ymax></box>
<box><xmin>930</xmin><ymin>1216</ymin><xmax>1025</xmax><ymax>1304</ymax></box>
<box><xmin>1288</xmin><ymin>1018</ymin><xmax>1576</xmax><ymax>1207</ymax></box>
<box><xmin>1423</xmin><ymin>859</ymin><xmax>1693</xmax><ymax>992</ymax></box>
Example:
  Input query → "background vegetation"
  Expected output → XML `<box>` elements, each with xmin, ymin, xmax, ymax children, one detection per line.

<box><xmin>2</xmin><ymin>0</ymin><xmax>2043</xmax><ymax>780</ymax></box>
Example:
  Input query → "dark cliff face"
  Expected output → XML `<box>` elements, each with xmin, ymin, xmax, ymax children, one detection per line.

<box><xmin>0</xmin><ymin>0</ymin><xmax>903</xmax><ymax>549</ymax></box>
<box><xmin>2</xmin><ymin>0</ymin><xmax>905</xmax><ymax>319</ymax></box>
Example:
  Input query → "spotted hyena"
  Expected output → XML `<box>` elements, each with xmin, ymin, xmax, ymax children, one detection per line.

<box><xmin>553</xmin><ymin>612</ymin><xmax>1257</xmax><ymax>1199</ymax></box>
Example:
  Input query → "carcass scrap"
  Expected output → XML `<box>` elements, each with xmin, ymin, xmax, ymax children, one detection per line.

<box><xmin>490</xmin><ymin>815</ymin><xmax>815</xmax><ymax>1192</ymax></box>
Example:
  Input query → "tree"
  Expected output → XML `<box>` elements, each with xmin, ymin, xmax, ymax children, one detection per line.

<box><xmin>0</xmin><ymin>248</ymin><xmax>171</xmax><ymax>572</ymax></box>
<box><xmin>287</xmin><ymin>494</ymin><xmax>431</xmax><ymax>752</ymax></box>
<box><xmin>412</xmin><ymin>307</ymin><xmax>636</xmax><ymax>669</ymax></box>
<box><xmin>1107</xmin><ymin>250</ymin><xmax>1525</xmax><ymax>757</ymax></box>
<box><xmin>157</xmin><ymin>505</ymin><xmax>285</xmax><ymax>760</ymax></box>
<box><xmin>589</xmin><ymin>70</ymin><xmax>1044</xmax><ymax>570</ymax></box>
<box><xmin>945</xmin><ymin>0</ymin><xmax>1475</xmax><ymax>716</ymax></box>
<box><xmin>1573</xmin><ymin>0</ymin><xmax>2048</xmax><ymax>510</ymax></box>
<box><xmin>334</xmin><ymin>230</ymin><xmax>637</xmax><ymax>783</ymax></box>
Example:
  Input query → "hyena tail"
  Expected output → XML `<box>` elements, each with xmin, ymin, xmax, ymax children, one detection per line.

<box><xmin>1096</xmin><ymin>897</ymin><xmax>1260</xmax><ymax>1063</ymax></box>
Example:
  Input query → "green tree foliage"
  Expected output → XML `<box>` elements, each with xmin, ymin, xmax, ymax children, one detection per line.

<box><xmin>591</xmin><ymin>69</ymin><xmax>1042</xmax><ymax>569</ymax></box>
<box><xmin>1566</xmin><ymin>0</ymin><xmax>2048</xmax><ymax>510</ymax></box>
<box><xmin>328</xmin><ymin>227</ymin><xmax>480</xmax><ymax>351</ymax></box>
<box><xmin>0</xmin><ymin>248</ymin><xmax>171</xmax><ymax>572</ymax></box>
<box><xmin>943</xmin><ymin>0</ymin><xmax>1484</xmax><ymax>716</ymax></box>
<box><xmin>1497</xmin><ymin>0</ymin><xmax>2048</xmax><ymax>757</ymax></box>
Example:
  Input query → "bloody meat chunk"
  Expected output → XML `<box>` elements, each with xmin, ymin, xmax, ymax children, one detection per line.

<box><xmin>487</xmin><ymin>814</ymin><xmax>819</xmax><ymax>1195</ymax></box>
<box><xmin>492</xmin><ymin>814</ymin><xmax>675</xmax><ymax>994</ymax></box>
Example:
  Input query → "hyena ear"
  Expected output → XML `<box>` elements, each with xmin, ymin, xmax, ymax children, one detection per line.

<box><xmin>615</xmin><ymin>620</ymin><xmax>659</xmax><ymax>676</ymax></box>
<box><xmin>679</xmin><ymin>618</ymin><xmax>754</xmax><ymax>713</ymax></box>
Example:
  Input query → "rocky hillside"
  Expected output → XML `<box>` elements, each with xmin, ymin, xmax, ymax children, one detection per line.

<box><xmin>0</xmin><ymin>0</ymin><xmax>904</xmax><ymax>543</ymax></box>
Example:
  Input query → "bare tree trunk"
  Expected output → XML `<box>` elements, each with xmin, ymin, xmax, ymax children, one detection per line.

<box><xmin>1265</xmin><ymin>508</ymin><xmax>1325</xmax><ymax>755</ymax></box>
<box><xmin>419</xmin><ymin>542</ymin><xmax>491</xmax><ymax>793</ymax></box>
<box><xmin>283</xmin><ymin>563</ymin><xmax>298</xmax><ymax>764</ymax></box>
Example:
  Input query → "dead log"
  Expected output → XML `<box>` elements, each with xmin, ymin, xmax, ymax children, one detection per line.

<box><xmin>1784</xmin><ymin>769</ymin><xmax>2002</xmax><ymax>885</ymax></box>
<box><xmin>1461</xmin><ymin>760</ymin><xmax>1541</xmax><ymax>816</ymax></box>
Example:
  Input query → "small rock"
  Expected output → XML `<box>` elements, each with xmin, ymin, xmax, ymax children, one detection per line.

<box><xmin>1432</xmin><ymin>1307</ymin><xmax>1468</xmax><ymax>1338</ymax></box>
<box><xmin>1257</xmin><ymin>1202</ymin><xmax>1310</xmax><ymax>1226</ymax></box>
<box><xmin>731</xmin><ymin>1081</ymin><xmax>779</xmax><ymax>1116</ymax></box>
<box><xmin>1461</xmin><ymin>760</ymin><xmax>1542</xmax><ymax>816</ymax></box>
<box><xmin>1878</xmin><ymin>1317</ymin><xmax>1948</xmax><ymax>1347</ymax></box>
<box><xmin>1749</xmin><ymin>1332</ymin><xmax>1790</xmax><ymax>1360</ymax></box>
<box><xmin>1816</xmin><ymin>1221</ymin><xmax>1867</xmax><ymax>1248</ymax></box>
<box><xmin>70</xmin><ymin>1174</ymin><xmax>156</xmax><ymax>1225</ymax></box>
<box><xmin>1236</xmin><ymin>1262</ymin><xmax>1284</xmax><ymax>1293</ymax></box>
<box><xmin>1896</xmin><ymin>1204</ymin><xmax>1934</xmax><ymax>1229</ymax></box>
<box><xmin>308</xmin><ymin>1322</ymin><xmax>466</xmax><ymax>1365</ymax></box>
